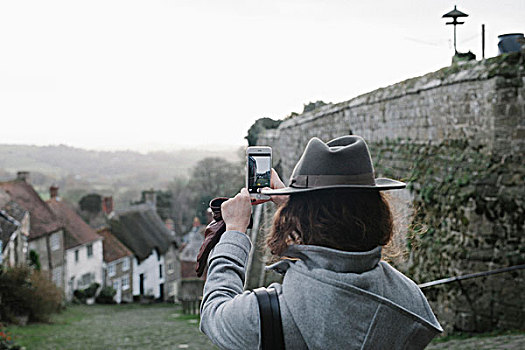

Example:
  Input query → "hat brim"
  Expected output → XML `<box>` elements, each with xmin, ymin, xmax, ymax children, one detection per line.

<box><xmin>261</xmin><ymin>178</ymin><xmax>406</xmax><ymax>195</ymax></box>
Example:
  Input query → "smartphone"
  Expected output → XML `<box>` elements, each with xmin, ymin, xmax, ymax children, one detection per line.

<box><xmin>246</xmin><ymin>146</ymin><xmax>272</xmax><ymax>200</ymax></box>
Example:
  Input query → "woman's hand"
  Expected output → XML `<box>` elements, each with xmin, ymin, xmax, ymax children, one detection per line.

<box><xmin>222</xmin><ymin>188</ymin><xmax>252</xmax><ymax>233</ymax></box>
<box><xmin>251</xmin><ymin>169</ymin><xmax>289</xmax><ymax>206</ymax></box>
<box><xmin>251</xmin><ymin>168</ymin><xmax>289</xmax><ymax>206</ymax></box>
<box><xmin>267</xmin><ymin>168</ymin><xmax>288</xmax><ymax>206</ymax></box>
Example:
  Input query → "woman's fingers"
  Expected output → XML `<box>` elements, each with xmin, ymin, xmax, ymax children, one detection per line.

<box><xmin>270</xmin><ymin>194</ymin><xmax>288</xmax><ymax>207</ymax></box>
<box><xmin>268</xmin><ymin>168</ymin><xmax>289</xmax><ymax>206</ymax></box>
<box><xmin>221</xmin><ymin>188</ymin><xmax>252</xmax><ymax>233</ymax></box>
<box><xmin>271</xmin><ymin>168</ymin><xmax>285</xmax><ymax>189</ymax></box>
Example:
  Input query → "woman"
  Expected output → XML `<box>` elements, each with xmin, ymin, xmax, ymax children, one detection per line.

<box><xmin>200</xmin><ymin>135</ymin><xmax>442</xmax><ymax>349</ymax></box>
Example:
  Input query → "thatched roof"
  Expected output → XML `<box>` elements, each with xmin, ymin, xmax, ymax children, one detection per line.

<box><xmin>110</xmin><ymin>204</ymin><xmax>176</xmax><ymax>262</ymax></box>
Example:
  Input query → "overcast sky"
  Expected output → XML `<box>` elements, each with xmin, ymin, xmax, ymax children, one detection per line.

<box><xmin>1</xmin><ymin>0</ymin><xmax>524</xmax><ymax>152</ymax></box>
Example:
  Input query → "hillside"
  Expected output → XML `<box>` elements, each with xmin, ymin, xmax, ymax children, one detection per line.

<box><xmin>0</xmin><ymin>144</ymin><xmax>242</xmax><ymax>207</ymax></box>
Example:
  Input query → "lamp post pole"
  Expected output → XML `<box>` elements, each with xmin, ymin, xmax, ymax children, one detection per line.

<box><xmin>442</xmin><ymin>5</ymin><xmax>469</xmax><ymax>55</ymax></box>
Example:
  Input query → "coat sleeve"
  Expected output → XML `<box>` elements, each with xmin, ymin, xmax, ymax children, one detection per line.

<box><xmin>199</xmin><ymin>230</ymin><xmax>260</xmax><ymax>350</ymax></box>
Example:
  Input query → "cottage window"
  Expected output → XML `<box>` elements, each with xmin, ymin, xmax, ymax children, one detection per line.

<box><xmin>87</xmin><ymin>244</ymin><xmax>93</xmax><ymax>258</ymax></box>
<box><xmin>122</xmin><ymin>258</ymin><xmax>130</xmax><ymax>271</ymax></box>
<box><xmin>167</xmin><ymin>261</ymin><xmax>174</xmax><ymax>274</ymax></box>
<box><xmin>159</xmin><ymin>264</ymin><xmax>163</xmax><ymax>279</ymax></box>
<box><xmin>80</xmin><ymin>273</ymin><xmax>92</xmax><ymax>288</ymax></box>
<box><xmin>112</xmin><ymin>280</ymin><xmax>119</xmax><ymax>291</ymax></box>
<box><xmin>50</xmin><ymin>233</ymin><xmax>60</xmax><ymax>251</ymax></box>
<box><xmin>122</xmin><ymin>275</ymin><xmax>130</xmax><ymax>290</ymax></box>
<box><xmin>75</xmin><ymin>249</ymin><xmax>79</xmax><ymax>262</ymax></box>
<box><xmin>108</xmin><ymin>263</ymin><xmax>116</xmax><ymax>277</ymax></box>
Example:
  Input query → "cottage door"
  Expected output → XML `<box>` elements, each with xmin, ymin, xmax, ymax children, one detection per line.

<box><xmin>68</xmin><ymin>277</ymin><xmax>74</xmax><ymax>301</ymax></box>
<box><xmin>139</xmin><ymin>273</ymin><xmax>145</xmax><ymax>295</ymax></box>
<box><xmin>113</xmin><ymin>279</ymin><xmax>122</xmax><ymax>304</ymax></box>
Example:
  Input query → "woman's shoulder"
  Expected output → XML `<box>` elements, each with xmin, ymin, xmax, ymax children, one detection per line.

<box><xmin>377</xmin><ymin>261</ymin><xmax>426</xmax><ymax>299</ymax></box>
<box><xmin>377</xmin><ymin>261</ymin><xmax>439</xmax><ymax>324</ymax></box>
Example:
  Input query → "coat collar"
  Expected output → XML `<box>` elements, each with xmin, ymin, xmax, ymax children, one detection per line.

<box><xmin>268</xmin><ymin>244</ymin><xmax>382</xmax><ymax>274</ymax></box>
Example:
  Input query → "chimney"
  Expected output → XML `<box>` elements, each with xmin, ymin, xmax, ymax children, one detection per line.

<box><xmin>16</xmin><ymin>171</ymin><xmax>30</xmax><ymax>183</ymax></box>
<box><xmin>49</xmin><ymin>185</ymin><xmax>59</xmax><ymax>199</ymax></box>
<box><xmin>102</xmin><ymin>196</ymin><xmax>114</xmax><ymax>215</ymax></box>
<box><xmin>144</xmin><ymin>189</ymin><xmax>156</xmax><ymax>209</ymax></box>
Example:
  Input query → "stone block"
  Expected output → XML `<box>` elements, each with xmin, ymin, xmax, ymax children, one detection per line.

<box><xmin>456</xmin><ymin>312</ymin><xmax>477</xmax><ymax>332</ymax></box>
<box><xmin>514</xmin><ymin>127</ymin><xmax>525</xmax><ymax>140</ymax></box>
<box><xmin>492</xmin><ymin>103</ymin><xmax>507</xmax><ymax>116</ymax></box>
<box><xmin>468</xmin><ymin>248</ymin><xmax>494</xmax><ymax>261</ymax></box>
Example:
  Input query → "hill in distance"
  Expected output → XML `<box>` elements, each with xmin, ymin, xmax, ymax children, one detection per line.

<box><xmin>0</xmin><ymin>144</ymin><xmax>243</xmax><ymax>207</ymax></box>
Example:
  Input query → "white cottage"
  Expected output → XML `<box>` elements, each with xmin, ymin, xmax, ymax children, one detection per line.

<box><xmin>109</xmin><ymin>202</ymin><xmax>179</xmax><ymax>301</ymax></box>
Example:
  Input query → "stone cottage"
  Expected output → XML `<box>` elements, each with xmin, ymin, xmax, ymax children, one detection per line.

<box><xmin>97</xmin><ymin>227</ymin><xmax>134</xmax><ymax>303</ymax></box>
<box><xmin>46</xmin><ymin>186</ymin><xmax>104</xmax><ymax>301</ymax></box>
<box><xmin>0</xmin><ymin>172</ymin><xmax>65</xmax><ymax>287</ymax></box>
<box><xmin>0</xmin><ymin>189</ymin><xmax>29</xmax><ymax>267</ymax></box>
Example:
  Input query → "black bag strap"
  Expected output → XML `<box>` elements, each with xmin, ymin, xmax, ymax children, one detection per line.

<box><xmin>254</xmin><ymin>287</ymin><xmax>285</xmax><ymax>350</ymax></box>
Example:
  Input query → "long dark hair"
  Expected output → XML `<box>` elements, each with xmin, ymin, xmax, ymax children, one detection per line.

<box><xmin>267</xmin><ymin>189</ymin><xmax>394</xmax><ymax>256</ymax></box>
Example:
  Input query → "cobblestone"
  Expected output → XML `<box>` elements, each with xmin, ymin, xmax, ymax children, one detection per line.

<box><xmin>8</xmin><ymin>304</ymin><xmax>525</xmax><ymax>349</ymax></box>
<box><xmin>8</xmin><ymin>304</ymin><xmax>217</xmax><ymax>350</ymax></box>
<box><xmin>428</xmin><ymin>333</ymin><xmax>525</xmax><ymax>349</ymax></box>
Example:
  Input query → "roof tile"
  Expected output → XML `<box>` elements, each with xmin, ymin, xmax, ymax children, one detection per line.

<box><xmin>97</xmin><ymin>227</ymin><xmax>132</xmax><ymax>262</ymax></box>
<box><xmin>0</xmin><ymin>180</ymin><xmax>61</xmax><ymax>239</ymax></box>
<box><xmin>47</xmin><ymin>198</ymin><xmax>101</xmax><ymax>250</ymax></box>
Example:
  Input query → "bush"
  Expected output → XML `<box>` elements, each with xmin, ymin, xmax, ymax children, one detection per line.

<box><xmin>73</xmin><ymin>289</ymin><xmax>86</xmax><ymax>303</ymax></box>
<box><xmin>83</xmin><ymin>283</ymin><xmax>100</xmax><ymax>298</ymax></box>
<box><xmin>0</xmin><ymin>267</ymin><xmax>62</xmax><ymax>323</ymax></box>
<box><xmin>245</xmin><ymin>117</ymin><xmax>282</xmax><ymax>146</ymax></box>
<box><xmin>95</xmin><ymin>287</ymin><xmax>116</xmax><ymax>304</ymax></box>
<box><xmin>73</xmin><ymin>283</ymin><xmax>100</xmax><ymax>304</ymax></box>
<box><xmin>27</xmin><ymin>271</ymin><xmax>63</xmax><ymax>322</ymax></box>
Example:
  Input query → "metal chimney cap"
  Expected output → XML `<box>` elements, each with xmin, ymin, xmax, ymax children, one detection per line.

<box><xmin>442</xmin><ymin>5</ymin><xmax>468</xmax><ymax>18</ymax></box>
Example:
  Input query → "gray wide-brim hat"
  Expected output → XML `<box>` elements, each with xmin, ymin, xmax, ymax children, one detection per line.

<box><xmin>261</xmin><ymin>135</ymin><xmax>406</xmax><ymax>195</ymax></box>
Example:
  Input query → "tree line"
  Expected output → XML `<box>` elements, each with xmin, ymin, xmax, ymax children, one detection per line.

<box><xmin>147</xmin><ymin>156</ymin><xmax>245</xmax><ymax>235</ymax></box>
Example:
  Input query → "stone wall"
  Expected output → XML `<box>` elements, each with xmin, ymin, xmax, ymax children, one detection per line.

<box><xmin>247</xmin><ymin>52</ymin><xmax>525</xmax><ymax>333</ymax></box>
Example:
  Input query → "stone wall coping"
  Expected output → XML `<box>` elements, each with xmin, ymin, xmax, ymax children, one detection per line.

<box><xmin>277</xmin><ymin>53</ymin><xmax>523</xmax><ymax>131</ymax></box>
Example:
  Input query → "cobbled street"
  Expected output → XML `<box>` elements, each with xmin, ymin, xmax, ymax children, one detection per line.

<box><xmin>427</xmin><ymin>333</ymin><xmax>525</xmax><ymax>350</ymax></box>
<box><xmin>8</xmin><ymin>304</ymin><xmax>217</xmax><ymax>350</ymax></box>
<box><xmin>7</xmin><ymin>304</ymin><xmax>525</xmax><ymax>349</ymax></box>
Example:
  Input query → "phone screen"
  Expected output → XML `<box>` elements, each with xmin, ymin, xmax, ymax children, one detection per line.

<box><xmin>247</xmin><ymin>154</ymin><xmax>271</xmax><ymax>193</ymax></box>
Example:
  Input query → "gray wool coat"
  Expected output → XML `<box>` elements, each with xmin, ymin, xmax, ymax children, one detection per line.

<box><xmin>200</xmin><ymin>231</ymin><xmax>442</xmax><ymax>349</ymax></box>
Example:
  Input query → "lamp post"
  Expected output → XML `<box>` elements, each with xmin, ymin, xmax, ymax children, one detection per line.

<box><xmin>442</xmin><ymin>5</ymin><xmax>468</xmax><ymax>54</ymax></box>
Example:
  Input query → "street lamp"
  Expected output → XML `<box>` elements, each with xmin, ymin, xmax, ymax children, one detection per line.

<box><xmin>442</xmin><ymin>5</ymin><xmax>468</xmax><ymax>54</ymax></box>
